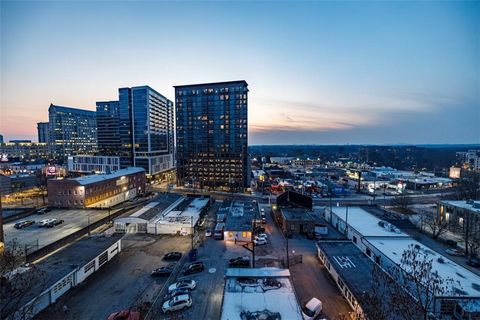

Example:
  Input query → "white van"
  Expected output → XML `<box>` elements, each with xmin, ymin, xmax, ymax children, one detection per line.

<box><xmin>302</xmin><ymin>297</ymin><xmax>322</xmax><ymax>320</ymax></box>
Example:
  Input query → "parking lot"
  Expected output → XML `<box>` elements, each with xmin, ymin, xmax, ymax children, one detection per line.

<box><xmin>36</xmin><ymin>234</ymin><xmax>192</xmax><ymax>320</ymax></box>
<box><xmin>3</xmin><ymin>208</ymin><xmax>111</xmax><ymax>251</ymax></box>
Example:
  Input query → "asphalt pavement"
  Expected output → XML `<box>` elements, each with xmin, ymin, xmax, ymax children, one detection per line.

<box><xmin>3</xmin><ymin>208</ymin><xmax>110</xmax><ymax>251</ymax></box>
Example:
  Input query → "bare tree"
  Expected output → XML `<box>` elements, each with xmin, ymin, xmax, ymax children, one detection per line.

<box><xmin>0</xmin><ymin>240</ymin><xmax>46</xmax><ymax>320</ymax></box>
<box><xmin>420</xmin><ymin>209</ymin><xmax>451</xmax><ymax>240</ymax></box>
<box><xmin>367</xmin><ymin>244</ymin><xmax>459</xmax><ymax>320</ymax></box>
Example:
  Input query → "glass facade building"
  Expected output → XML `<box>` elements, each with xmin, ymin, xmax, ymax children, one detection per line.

<box><xmin>37</xmin><ymin>122</ymin><xmax>49</xmax><ymax>143</ymax></box>
<box><xmin>96</xmin><ymin>101</ymin><xmax>121</xmax><ymax>156</ymax></box>
<box><xmin>96</xmin><ymin>86</ymin><xmax>174</xmax><ymax>177</ymax></box>
<box><xmin>174</xmin><ymin>80</ymin><xmax>249</xmax><ymax>191</ymax></box>
<box><xmin>48</xmin><ymin>104</ymin><xmax>97</xmax><ymax>159</ymax></box>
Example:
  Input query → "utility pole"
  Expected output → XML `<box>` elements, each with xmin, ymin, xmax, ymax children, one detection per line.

<box><xmin>191</xmin><ymin>215</ymin><xmax>194</xmax><ymax>250</ymax></box>
<box><xmin>0</xmin><ymin>190</ymin><xmax>4</xmax><ymax>254</ymax></box>
<box><xmin>286</xmin><ymin>233</ymin><xmax>290</xmax><ymax>269</ymax></box>
<box><xmin>345</xmin><ymin>205</ymin><xmax>349</xmax><ymax>237</ymax></box>
<box><xmin>252</xmin><ymin>204</ymin><xmax>256</xmax><ymax>268</ymax></box>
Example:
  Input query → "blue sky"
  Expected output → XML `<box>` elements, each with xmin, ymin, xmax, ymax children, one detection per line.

<box><xmin>1</xmin><ymin>1</ymin><xmax>479</xmax><ymax>144</ymax></box>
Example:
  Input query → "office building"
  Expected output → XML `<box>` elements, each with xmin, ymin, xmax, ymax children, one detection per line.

<box><xmin>37</xmin><ymin>122</ymin><xmax>50</xmax><ymax>143</ymax></box>
<box><xmin>456</xmin><ymin>150</ymin><xmax>480</xmax><ymax>171</ymax></box>
<box><xmin>174</xmin><ymin>81</ymin><xmax>249</xmax><ymax>191</ymax></box>
<box><xmin>67</xmin><ymin>155</ymin><xmax>121</xmax><ymax>174</ymax></box>
<box><xmin>48</xmin><ymin>167</ymin><xmax>146</xmax><ymax>208</ymax></box>
<box><xmin>48</xmin><ymin>104</ymin><xmax>97</xmax><ymax>159</ymax></box>
<box><xmin>0</xmin><ymin>141</ymin><xmax>50</xmax><ymax>160</ymax></box>
<box><xmin>96</xmin><ymin>101</ymin><xmax>121</xmax><ymax>156</ymax></box>
<box><xmin>0</xmin><ymin>134</ymin><xmax>3</xmax><ymax>143</ymax></box>
<box><xmin>96</xmin><ymin>86</ymin><xmax>175</xmax><ymax>178</ymax></box>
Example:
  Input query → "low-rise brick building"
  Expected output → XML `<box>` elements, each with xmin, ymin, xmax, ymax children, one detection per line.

<box><xmin>48</xmin><ymin>167</ymin><xmax>146</xmax><ymax>208</ymax></box>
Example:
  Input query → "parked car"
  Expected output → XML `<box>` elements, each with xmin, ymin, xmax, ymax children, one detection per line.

<box><xmin>253</xmin><ymin>238</ymin><xmax>267</xmax><ymax>246</ymax></box>
<box><xmin>184</xmin><ymin>262</ymin><xmax>204</xmax><ymax>275</ymax></box>
<box><xmin>39</xmin><ymin>219</ymin><xmax>56</xmax><ymax>227</ymax></box>
<box><xmin>151</xmin><ymin>265</ymin><xmax>174</xmax><ymax>277</ymax></box>
<box><xmin>36</xmin><ymin>208</ymin><xmax>51</xmax><ymax>215</ymax></box>
<box><xmin>260</xmin><ymin>208</ymin><xmax>265</xmax><ymax>214</ymax></box>
<box><xmin>162</xmin><ymin>294</ymin><xmax>192</xmax><ymax>313</ymax></box>
<box><xmin>163</xmin><ymin>288</ymin><xmax>190</xmax><ymax>301</ymax></box>
<box><xmin>205</xmin><ymin>229</ymin><xmax>212</xmax><ymax>237</ymax></box>
<box><xmin>445</xmin><ymin>248</ymin><xmax>464</xmax><ymax>256</ymax></box>
<box><xmin>14</xmin><ymin>220</ymin><xmax>35</xmax><ymax>229</ymax></box>
<box><xmin>229</xmin><ymin>256</ymin><xmax>250</xmax><ymax>268</ymax></box>
<box><xmin>106</xmin><ymin>310</ymin><xmax>140</xmax><ymax>320</ymax></box>
<box><xmin>46</xmin><ymin>219</ymin><xmax>64</xmax><ymax>227</ymax></box>
<box><xmin>256</xmin><ymin>233</ymin><xmax>268</xmax><ymax>239</ymax></box>
<box><xmin>466</xmin><ymin>257</ymin><xmax>480</xmax><ymax>268</ymax></box>
<box><xmin>163</xmin><ymin>252</ymin><xmax>182</xmax><ymax>261</ymax></box>
<box><xmin>168</xmin><ymin>279</ymin><xmax>196</xmax><ymax>293</ymax></box>
<box><xmin>302</xmin><ymin>297</ymin><xmax>323</xmax><ymax>320</ymax></box>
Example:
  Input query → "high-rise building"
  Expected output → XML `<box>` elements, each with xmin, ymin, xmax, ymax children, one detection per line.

<box><xmin>96</xmin><ymin>101</ymin><xmax>121</xmax><ymax>156</ymax></box>
<box><xmin>0</xmin><ymin>134</ymin><xmax>3</xmax><ymax>144</ymax></box>
<box><xmin>48</xmin><ymin>104</ymin><xmax>97</xmax><ymax>159</ymax></box>
<box><xmin>37</xmin><ymin>122</ymin><xmax>49</xmax><ymax>143</ymax></box>
<box><xmin>95</xmin><ymin>86</ymin><xmax>175</xmax><ymax>178</ymax></box>
<box><xmin>174</xmin><ymin>80</ymin><xmax>249</xmax><ymax>191</ymax></box>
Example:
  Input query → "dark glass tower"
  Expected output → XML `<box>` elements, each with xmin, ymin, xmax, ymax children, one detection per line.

<box><xmin>37</xmin><ymin>122</ymin><xmax>49</xmax><ymax>143</ymax></box>
<box><xmin>174</xmin><ymin>80</ymin><xmax>249</xmax><ymax>191</ymax></box>
<box><xmin>96</xmin><ymin>101</ymin><xmax>120</xmax><ymax>156</ymax></box>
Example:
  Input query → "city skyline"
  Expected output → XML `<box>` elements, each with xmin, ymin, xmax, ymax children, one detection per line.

<box><xmin>1</xmin><ymin>1</ymin><xmax>479</xmax><ymax>145</ymax></box>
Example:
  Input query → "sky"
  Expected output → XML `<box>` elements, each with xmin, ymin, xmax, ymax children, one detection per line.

<box><xmin>0</xmin><ymin>1</ymin><xmax>479</xmax><ymax>145</ymax></box>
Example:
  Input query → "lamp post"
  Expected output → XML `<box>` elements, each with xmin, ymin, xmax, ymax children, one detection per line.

<box><xmin>191</xmin><ymin>215</ymin><xmax>194</xmax><ymax>250</ymax></box>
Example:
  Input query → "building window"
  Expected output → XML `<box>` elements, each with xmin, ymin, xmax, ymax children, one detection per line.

<box><xmin>353</xmin><ymin>236</ymin><xmax>357</xmax><ymax>244</ymax></box>
<box><xmin>84</xmin><ymin>260</ymin><xmax>95</xmax><ymax>273</ymax></box>
<box><xmin>98</xmin><ymin>251</ymin><xmax>108</xmax><ymax>266</ymax></box>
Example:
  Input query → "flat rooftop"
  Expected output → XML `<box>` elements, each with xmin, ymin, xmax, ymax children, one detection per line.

<box><xmin>6</xmin><ymin>235</ymin><xmax>122</xmax><ymax>314</ymax></box>
<box><xmin>156</xmin><ymin>197</ymin><xmax>209</xmax><ymax>226</ymax></box>
<box><xmin>331</xmin><ymin>206</ymin><xmax>410</xmax><ymax>238</ymax></box>
<box><xmin>317</xmin><ymin>241</ymin><xmax>373</xmax><ymax>300</ymax></box>
<box><xmin>224</xmin><ymin>199</ymin><xmax>258</xmax><ymax>232</ymax></box>
<box><xmin>367</xmin><ymin>237</ymin><xmax>480</xmax><ymax>297</ymax></box>
<box><xmin>221</xmin><ymin>268</ymin><xmax>302</xmax><ymax>320</ymax></box>
<box><xmin>131</xmin><ymin>193</ymin><xmax>184</xmax><ymax>221</ymax></box>
<box><xmin>441</xmin><ymin>200</ymin><xmax>480</xmax><ymax>213</ymax></box>
<box><xmin>66</xmin><ymin>167</ymin><xmax>145</xmax><ymax>186</ymax></box>
<box><xmin>281</xmin><ymin>208</ymin><xmax>315</xmax><ymax>221</ymax></box>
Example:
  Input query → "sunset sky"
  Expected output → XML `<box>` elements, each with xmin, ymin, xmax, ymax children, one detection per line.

<box><xmin>1</xmin><ymin>1</ymin><xmax>479</xmax><ymax>145</ymax></box>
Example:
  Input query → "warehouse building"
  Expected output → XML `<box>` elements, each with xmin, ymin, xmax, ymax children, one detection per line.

<box><xmin>324</xmin><ymin>206</ymin><xmax>480</xmax><ymax>318</ymax></box>
<box><xmin>316</xmin><ymin>240</ymin><xmax>374</xmax><ymax>318</ymax></box>
<box><xmin>114</xmin><ymin>194</ymin><xmax>210</xmax><ymax>235</ymax></box>
<box><xmin>48</xmin><ymin>167</ymin><xmax>146</xmax><ymax>208</ymax></box>
<box><xmin>2</xmin><ymin>235</ymin><xmax>121</xmax><ymax>320</ymax></box>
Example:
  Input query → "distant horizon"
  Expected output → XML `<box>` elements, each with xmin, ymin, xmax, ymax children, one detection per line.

<box><xmin>1</xmin><ymin>1</ymin><xmax>479</xmax><ymax>145</ymax></box>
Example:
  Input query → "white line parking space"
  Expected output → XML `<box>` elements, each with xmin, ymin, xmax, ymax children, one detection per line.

<box><xmin>4</xmin><ymin>208</ymin><xmax>110</xmax><ymax>251</ymax></box>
